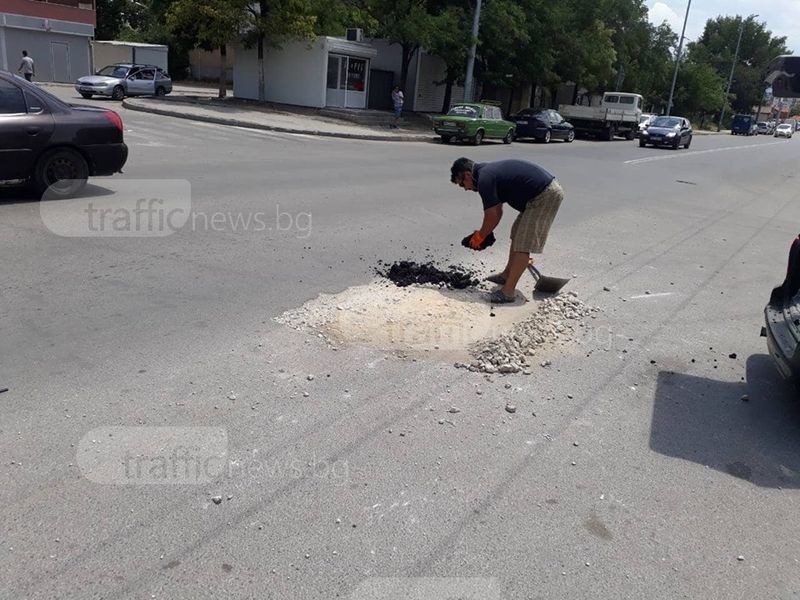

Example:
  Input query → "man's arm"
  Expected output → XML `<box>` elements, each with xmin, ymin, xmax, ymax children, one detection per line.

<box><xmin>478</xmin><ymin>204</ymin><xmax>502</xmax><ymax>237</ymax></box>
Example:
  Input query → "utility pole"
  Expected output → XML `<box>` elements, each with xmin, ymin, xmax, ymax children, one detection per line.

<box><xmin>718</xmin><ymin>15</ymin><xmax>755</xmax><ymax>130</ymax></box>
<box><xmin>666</xmin><ymin>0</ymin><xmax>692</xmax><ymax>116</ymax></box>
<box><xmin>463</xmin><ymin>0</ymin><xmax>482</xmax><ymax>102</ymax></box>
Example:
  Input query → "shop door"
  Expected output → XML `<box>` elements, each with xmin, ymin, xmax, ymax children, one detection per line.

<box><xmin>50</xmin><ymin>42</ymin><xmax>71</xmax><ymax>83</ymax></box>
<box><xmin>326</xmin><ymin>54</ymin><xmax>368</xmax><ymax>109</ymax></box>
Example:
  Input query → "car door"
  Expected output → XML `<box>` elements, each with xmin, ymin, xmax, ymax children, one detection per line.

<box><xmin>492</xmin><ymin>107</ymin><xmax>506</xmax><ymax>137</ymax></box>
<box><xmin>550</xmin><ymin>110</ymin><xmax>566</xmax><ymax>139</ymax></box>
<box><xmin>127</xmin><ymin>67</ymin><xmax>155</xmax><ymax>96</ymax></box>
<box><xmin>0</xmin><ymin>78</ymin><xmax>55</xmax><ymax>181</ymax></box>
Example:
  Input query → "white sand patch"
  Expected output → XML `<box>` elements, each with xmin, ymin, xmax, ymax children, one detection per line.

<box><xmin>276</xmin><ymin>279</ymin><xmax>600</xmax><ymax>369</ymax></box>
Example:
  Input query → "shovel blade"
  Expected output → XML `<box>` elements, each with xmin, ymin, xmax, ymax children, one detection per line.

<box><xmin>527</xmin><ymin>265</ymin><xmax>569</xmax><ymax>294</ymax></box>
<box><xmin>534</xmin><ymin>275</ymin><xmax>570</xmax><ymax>294</ymax></box>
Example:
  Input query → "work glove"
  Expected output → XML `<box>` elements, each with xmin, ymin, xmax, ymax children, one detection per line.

<box><xmin>461</xmin><ymin>231</ymin><xmax>495</xmax><ymax>251</ymax></box>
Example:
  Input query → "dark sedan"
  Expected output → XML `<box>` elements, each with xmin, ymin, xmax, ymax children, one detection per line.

<box><xmin>764</xmin><ymin>234</ymin><xmax>800</xmax><ymax>383</ymax></box>
<box><xmin>0</xmin><ymin>70</ymin><xmax>128</xmax><ymax>198</ymax></box>
<box><xmin>512</xmin><ymin>108</ymin><xmax>575</xmax><ymax>143</ymax></box>
<box><xmin>639</xmin><ymin>115</ymin><xmax>692</xmax><ymax>149</ymax></box>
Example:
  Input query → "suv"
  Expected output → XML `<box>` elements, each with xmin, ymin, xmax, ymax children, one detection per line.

<box><xmin>433</xmin><ymin>102</ymin><xmax>516</xmax><ymax>145</ymax></box>
<box><xmin>75</xmin><ymin>64</ymin><xmax>173</xmax><ymax>101</ymax></box>
<box><xmin>731</xmin><ymin>114</ymin><xmax>757</xmax><ymax>135</ymax></box>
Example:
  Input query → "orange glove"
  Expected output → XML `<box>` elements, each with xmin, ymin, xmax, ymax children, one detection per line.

<box><xmin>468</xmin><ymin>230</ymin><xmax>485</xmax><ymax>250</ymax></box>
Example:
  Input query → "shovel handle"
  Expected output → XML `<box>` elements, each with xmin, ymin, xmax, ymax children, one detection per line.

<box><xmin>527</xmin><ymin>265</ymin><xmax>541</xmax><ymax>280</ymax></box>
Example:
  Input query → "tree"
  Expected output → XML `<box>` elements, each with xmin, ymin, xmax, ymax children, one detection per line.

<box><xmin>426</xmin><ymin>4</ymin><xmax>471</xmax><ymax>113</ymax></box>
<box><xmin>243</xmin><ymin>1</ymin><xmax>318</xmax><ymax>102</ymax></box>
<box><xmin>687</xmin><ymin>16</ymin><xmax>790</xmax><ymax>115</ymax></box>
<box><xmin>673</xmin><ymin>61</ymin><xmax>727</xmax><ymax>126</ymax></box>
<box><xmin>166</xmin><ymin>0</ymin><xmax>251</xmax><ymax>97</ymax></box>
<box><xmin>362</xmin><ymin>0</ymin><xmax>438</xmax><ymax>92</ymax></box>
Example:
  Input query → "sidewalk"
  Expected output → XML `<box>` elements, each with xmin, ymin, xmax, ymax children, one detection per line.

<box><xmin>121</xmin><ymin>95</ymin><xmax>434</xmax><ymax>142</ymax></box>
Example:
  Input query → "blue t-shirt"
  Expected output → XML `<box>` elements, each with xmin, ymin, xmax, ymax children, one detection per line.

<box><xmin>473</xmin><ymin>160</ymin><xmax>555</xmax><ymax>212</ymax></box>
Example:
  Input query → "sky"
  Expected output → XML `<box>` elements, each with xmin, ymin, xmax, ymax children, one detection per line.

<box><xmin>647</xmin><ymin>0</ymin><xmax>799</xmax><ymax>53</ymax></box>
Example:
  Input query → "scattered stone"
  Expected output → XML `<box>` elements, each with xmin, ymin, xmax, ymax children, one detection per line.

<box><xmin>227</xmin><ymin>392</ymin><xmax>236</xmax><ymax>401</ymax></box>
<box><xmin>505</xmin><ymin>404</ymin><xmax>517</xmax><ymax>414</ymax></box>
<box><xmin>504</xmin><ymin>383</ymin><xmax>512</xmax><ymax>389</ymax></box>
<box><xmin>737</xmin><ymin>555</ymin><xmax>745</xmax><ymax>562</ymax></box>
<box><xmin>335</xmin><ymin>518</ymin><xmax>341</xmax><ymax>524</ymax></box>
<box><xmin>307</xmin><ymin>375</ymin><xmax>315</xmax><ymax>381</ymax></box>
<box><xmin>211</xmin><ymin>496</ymin><xmax>223</xmax><ymax>505</ymax></box>
<box><xmin>227</xmin><ymin>495</ymin><xmax>233</xmax><ymax>501</ymax></box>
<box><xmin>438</xmin><ymin>419</ymin><xmax>445</xmax><ymax>425</ymax></box>
<box><xmin>567</xmin><ymin>394</ymin><xmax>574</xmax><ymax>399</ymax></box>
<box><xmin>741</xmin><ymin>394</ymin><xmax>749</xmax><ymax>402</ymax></box>
<box><xmin>303</xmin><ymin>392</ymin><xmax>310</xmax><ymax>398</ymax></box>
<box><xmin>448</xmin><ymin>407</ymin><xmax>461</xmax><ymax>414</ymax></box>
<box><xmin>602</xmin><ymin>286</ymin><xmax>611</xmax><ymax>292</ymax></box>
<box><xmin>573</xmin><ymin>442</ymin><xmax>579</xmax><ymax>447</ymax></box>
<box><xmin>571</xmin><ymin>461</ymin><xmax>577</xmax><ymax>466</ymax></box>
<box><xmin>728</xmin><ymin>353</ymin><xmax>737</xmax><ymax>359</ymax></box>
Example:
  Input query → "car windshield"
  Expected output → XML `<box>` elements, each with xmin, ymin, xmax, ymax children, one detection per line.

<box><xmin>651</xmin><ymin>117</ymin><xmax>680</xmax><ymax>128</ymax></box>
<box><xmin>447</xmin><ymin>105</ymin><xmax>479</xmax><ymax>118</ymax></box>
<box><xmin>97</xmin><ymin>65</ymin><xmax>130</xmax><ymax>78</ymax></box>
<box><xmin>778</xmin><ymin>124</ymin><xmax>791</xmax><ymax>129</ymax></box>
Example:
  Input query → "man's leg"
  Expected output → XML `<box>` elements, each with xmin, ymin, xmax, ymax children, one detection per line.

<box><xmin>501</xmin><ymin>251</ymin><xmax>530</xmax><ymax>297</ymax></box>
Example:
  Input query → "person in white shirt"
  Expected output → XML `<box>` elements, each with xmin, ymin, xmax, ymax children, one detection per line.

<box><xmin>18</xmin><ymin>51</ymin><xmax>35</xmax><ymax>82</ymax></box>
<box><xmin>391</xmin><ymin>86</ymin><xmax>404</xmax><ymax>128</ymax></box>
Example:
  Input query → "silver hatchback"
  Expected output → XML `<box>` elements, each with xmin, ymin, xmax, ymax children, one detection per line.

<box><xmin>75</xmin><ymin>63</ymin><xmax>173</xmax><ymax>101</ymax></box>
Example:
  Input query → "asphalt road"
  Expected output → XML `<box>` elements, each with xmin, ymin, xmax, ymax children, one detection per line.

<box><xmin>2</xmin><ymin>88</ymin><xmax>800</xmax><ymax>600</ymax></box>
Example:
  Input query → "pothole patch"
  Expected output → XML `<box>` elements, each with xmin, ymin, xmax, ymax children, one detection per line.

<box><xmin>276</xmin><ymin>270</ymin><xmax>600</xmax><ymax>368</ymax></box>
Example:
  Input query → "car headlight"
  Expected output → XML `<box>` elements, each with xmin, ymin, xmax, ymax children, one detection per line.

<box><xmin>642</xmin><ymin>131</ymin><xmax>649</xmax><ymax>136</ymax></box>
<box><xmin>666</xmin><ymin>132</ymin><xmax>676</xmax><ymax>137</ymax></box>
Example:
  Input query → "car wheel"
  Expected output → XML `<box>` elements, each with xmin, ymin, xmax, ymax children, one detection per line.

<box><xmin>155</xmin><ymin>86</ymin><xmax>166</xmax><ymax>97</ymax></box>
<box><xmin>566</xmin><ymin>130</ymin><xmax>575</xmax><ymax>143</ymax></box>
<box><xmin>684</xmin><ymin>136</ymin><xmax>692</xmax><ymax>149</ymax></box>
<box><xmin>672</xmin><ymin>138</ymin><xmax>680</xmax><ymax>149</ymax></box>
<box><xmin>34</xmin><ymin>148</ymin><xmax>89</xmax><ymax>198</ymax></box>
<box><xmin>540</xmin><ymin>130</ymin><xmax>551</xmax><ymax>143</ymax></box>
<box><xmin>639</xmin><ymin>139</ymin><xmax>647</xmax><ymax>147</ymax></box>
<box><xmin>79</xmin><ymin>92</ymin><xmax>93</xmax><ymax>99</ymax></box>
<box><xmin>440</xmin><ymin>135</ymin><xmax>452</xmax><ymax>144</ymax></box>
<box><xmin>111</xmin><ymin>85</ymin><xmax>125</xmax><ymax>101</ymax></box>
<box><xmin>472</xmin><ymin>130</ymin><xmax>484</xmax><ymax>146</ymax></box>
<box><xmin>503</xmin><ymin>129</ymin><xmax>513</xmax><ymax>144</ymax></box>
<box><xmin>625</xmin><ymin>129</ymin><xmax>635</xmax><ymax>140</ymax></box>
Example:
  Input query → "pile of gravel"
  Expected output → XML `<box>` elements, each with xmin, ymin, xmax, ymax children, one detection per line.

<box><xmin>380</xmin><ymin>261</ymin><xmax>479</xmax><ymax>290</ymax></box>
<box><xmin>455</xmin><ymin>291</ymin><xmax>599</xmax><ymax>374</ymax></box>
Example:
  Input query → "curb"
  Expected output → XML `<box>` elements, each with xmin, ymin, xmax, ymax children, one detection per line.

<box><xmin>121</xmin><ymin>99</ymin><xmax>433</xmax><ymax>143</ymax></box>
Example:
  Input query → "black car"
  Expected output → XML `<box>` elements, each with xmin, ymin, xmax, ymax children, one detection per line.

<box><xmin>0</xmin><ymin>70</ymin><xmax>128</xmax><ymax>197</ymax></box>
<box><xmin>764</xmin><ymin>234</ymin><xmax>800</xmax><ymax>382</ymax></box>
<box><xmin>512</xmin><ymin>108</ymin><xmax>575</xmax><ymax>143</ymax></box>
<box><xmin>639</xmin><ymin>115</ymin><xmax>692</xmax><ymax>149</ymax></box>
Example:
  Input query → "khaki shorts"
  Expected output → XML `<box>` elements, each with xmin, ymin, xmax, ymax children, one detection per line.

<box><xmin>510</xmin><ymin>179</ymin><xmax>564</xmax><ymax>253</ymax></box>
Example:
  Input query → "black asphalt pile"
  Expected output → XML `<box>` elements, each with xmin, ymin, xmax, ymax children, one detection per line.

<box><xmin>380</xmin><ymin>261</ymin><xmax>480</xmax><ymax>289</ymax></box>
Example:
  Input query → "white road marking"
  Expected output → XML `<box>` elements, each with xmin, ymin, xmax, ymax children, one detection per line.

<box><xmin>196</xmin><ymin>121</ymin><xmax>316</xmax><ymax>140</ymax></box>
<box><xmin>629</xmin><ymin>292</ymin><xmax>675</xmax><ymax>299</ymax></box>
<box><xmin>623</xmin><ymin>140</ymin><xmax>787</xmax><ymax>165</ymax></box>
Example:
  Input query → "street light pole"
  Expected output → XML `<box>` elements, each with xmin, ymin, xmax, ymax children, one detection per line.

<box><xmin>718</xmin><ymin>15</ymin><xmax>754</xmax><ymax>130</ymax></box>
<box><xmin>463</xmin><ymin>0</ymin><xmax>482</xmax><ymax>102</ymax></box>
<box><xmin>666</xmin><ymin>0</ymin><xmax>692</xmax><ymax>116</ymax></box>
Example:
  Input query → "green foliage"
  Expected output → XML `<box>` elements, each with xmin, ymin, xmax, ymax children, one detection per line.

<box><xmin>687</xmin><ymin>16</ymin><xmax>790</xmax><ymax>113</ymax></box>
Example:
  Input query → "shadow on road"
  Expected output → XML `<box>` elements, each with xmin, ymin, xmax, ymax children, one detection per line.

<box><xmin>650</xmin><ymin>354</ymin><xmax>800</xmax><ymax>488</ymax></box>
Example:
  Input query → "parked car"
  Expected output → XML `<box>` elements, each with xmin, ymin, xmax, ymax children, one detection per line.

<box><xmin>511</xmin><ymin>108</ymin><xmax>574</xmax><ymax>143</ymax></box>
<box><xmin>639</xmin><ymin>115</ymin><xmax>693</xmax><ymax>149</ymax></box>
<box><xmin>756</xmin><ymin>121</ymin><xmax>772</xmax><ymax>134</ymax></box>
<box><xmin>75</xmin><ymin>63</ymin><xmax>173</xmax><ymax>100</ymax></box>
<box><xmin>636</xmin><ymin>113</ymin><xmax>655</xmax><ymax>138</ymax></box>
<box><xmin>775</xmin><ymin>123</ymin><xmax>794</xmax><ymax>138</ymax></box>
<box><xmin>0</xmin><ymin>70</ymin><xmax>128</xmax><ymax>197</ymax></box>
<box><xmin>764</xmin><ymin>234</ymin><xmax>800</xmax><ymax>382</ymax></box>
<box><xmin>433</xmin><ymin>102</ymin><xmax>515</xmax><ymax>145</ymax></box>
<box><xmin>731</xmin><ymin>113</ymin><xmax>758</xmax><ymax>135</ymax></box>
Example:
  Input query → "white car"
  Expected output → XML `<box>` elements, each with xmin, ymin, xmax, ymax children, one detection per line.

<box><xmin>774</xmin><ymin>123</ymin><xmax>794</xmax><ymax>138</ymax></box>
<box><xmin>636</xmin><ymin>113</ymin><xmax>655</xmax><ymax>138</ymax></box>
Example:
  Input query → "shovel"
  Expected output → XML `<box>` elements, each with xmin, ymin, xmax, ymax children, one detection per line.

<box><xmin>527</xmin><ymin>264</ymin><xmax>570</xmax><ymax>294</ymax></box>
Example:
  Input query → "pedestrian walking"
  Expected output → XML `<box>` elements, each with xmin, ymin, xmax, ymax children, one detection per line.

<box><xmin>18</xmin><ymin>51</ymin><xmax>35</xmax><ymax>82</ymax></box>
<box><xmin>391</xmin><ymin>86</ymin><xmax>404</xmax><ymax>128</ymax></box>
<box><xmin>451</xmin><ymin>157</ymin><xmax>565</xmax><ymax>303</ymax></box>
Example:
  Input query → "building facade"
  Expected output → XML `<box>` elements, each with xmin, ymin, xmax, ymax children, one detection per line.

<box><xmin>0</xmin><ymin>0</ymin><xmax>95</xmax><ymax>83</ymax></box>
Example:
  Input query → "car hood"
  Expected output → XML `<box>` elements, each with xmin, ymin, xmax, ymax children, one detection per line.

<box><xmin>77</xmin><ymin>75</ymin><xmax>120</xmax><ymax>85</ymax></box>
<box><xmin>646</xmin><ymin>126</ymin><xmax>680</xmax><ymax>135</ymax></box>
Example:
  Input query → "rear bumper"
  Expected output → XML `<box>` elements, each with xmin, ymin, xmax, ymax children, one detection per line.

<box><xmin>84</xmin><ymin>143</ymin><xmax>128</xmax><ymax>175</ymax></box>
<box><xmin>764</xmin><ymin>302</ymin><xmax>800</xmax><ymax>380</ymax></box>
